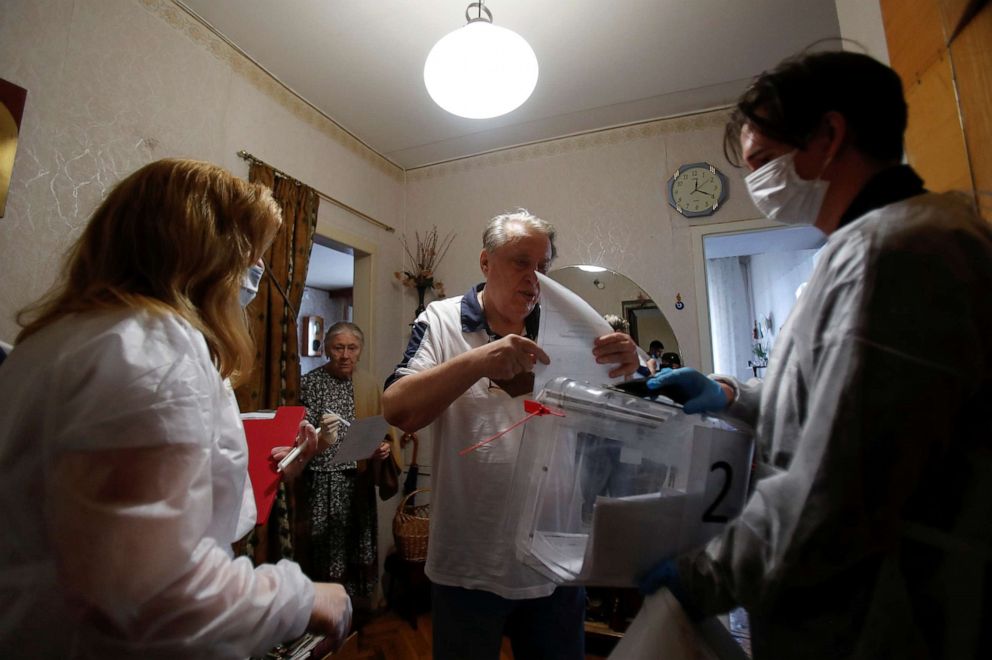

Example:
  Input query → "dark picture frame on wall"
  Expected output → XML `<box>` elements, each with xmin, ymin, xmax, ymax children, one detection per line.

<box><xmin>0</xmin><ymin>78</ymin><xmax>28</xmax><ymax>219</ymax></box>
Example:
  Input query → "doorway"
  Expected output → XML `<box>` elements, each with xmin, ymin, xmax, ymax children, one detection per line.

<box><xmin>298</xmin><ymin>236</ymin><xmax>357</xmax><ymax>377</ymax></box>
<box><xmin>692</xmin><ymin>220</ymin><xmax>825</xmax><ymax>377</ymax></box>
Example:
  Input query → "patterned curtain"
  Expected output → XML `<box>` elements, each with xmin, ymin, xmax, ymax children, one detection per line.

<box><xmin>236</xmin><ymin>160</ymin><xmax>318</xmax><ymax>564</ymax></box>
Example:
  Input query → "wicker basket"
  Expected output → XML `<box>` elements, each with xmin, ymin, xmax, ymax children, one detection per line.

<box><xmin>393</xmin><ymin>488</ymin><xmax>431</xmax><ymax>562</ymax></box>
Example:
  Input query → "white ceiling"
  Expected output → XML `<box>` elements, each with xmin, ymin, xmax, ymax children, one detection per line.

<box><xmin>177</xmin><ymin>0</ymin><xmax>841</xmax><ymax>169</ymax></box>
<box><xmin>306</xmin><ymin>243</ymin><xmax>354</xmax><ymax>290</ymax></box>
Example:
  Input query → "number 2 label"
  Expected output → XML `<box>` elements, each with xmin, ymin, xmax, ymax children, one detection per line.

<box><xmin>702</xmin><ymin>461</ymin><xmax>733</xmax><ymax>523</ymax></box>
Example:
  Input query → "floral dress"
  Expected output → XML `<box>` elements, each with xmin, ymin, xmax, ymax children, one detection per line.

<box><xmin>299</xmin><ymin>368</ymin><xmax>377</xmax><ymax>598</ymax></box>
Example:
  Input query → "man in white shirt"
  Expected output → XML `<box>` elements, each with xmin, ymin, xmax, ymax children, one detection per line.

<box><xmin>383</xmin><ymin>209</ymin><xmax>638</xmax><ymax>659</ymax></box>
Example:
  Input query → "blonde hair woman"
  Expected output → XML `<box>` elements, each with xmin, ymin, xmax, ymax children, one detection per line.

<box><xmin>0</xmin><ymin>159</ymin><xmax>350</xmax><ymax>659</ymax></box>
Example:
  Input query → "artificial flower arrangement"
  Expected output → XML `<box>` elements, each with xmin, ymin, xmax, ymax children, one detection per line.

<box><xmin>394</xmin><ymin>226</ymin><xmax>455</xmax><ymax>311</ymax></box>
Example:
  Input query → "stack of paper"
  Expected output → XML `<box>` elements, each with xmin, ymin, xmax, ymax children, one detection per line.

<box><xmin>528</xmin><ymin>489</ymin><xmax>689</xmax><ymax>586</ymax></box>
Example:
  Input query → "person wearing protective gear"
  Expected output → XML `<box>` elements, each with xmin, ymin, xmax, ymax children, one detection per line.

<box><xmin>643</xmin><ymin>51</ymin><xmax>992</xmax><ymax>659</ymax></box>
<box><xmin>240</xmin><ymin>261</ymin><xmax>266</xmax><ymax>307</ymax></box>
<box><xmin>647</xmin><ymin>367</ymin><xmax>728</xmax><ymax>415</ymax></box>
<box><xmin>0</xmin><ymin>159</ymin><xmax>352</xmax><ymax>659</ymax></box>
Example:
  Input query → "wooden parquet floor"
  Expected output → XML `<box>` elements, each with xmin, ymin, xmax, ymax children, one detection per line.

<box><xmin>342</xmin><ymin>611</ymin><xmax>612</xmax><ymax>660</ymax></box>
<box><xmin>340</xmin><ymin>610</ymin><xmax>511</xmax><ymax>660</ymax></box>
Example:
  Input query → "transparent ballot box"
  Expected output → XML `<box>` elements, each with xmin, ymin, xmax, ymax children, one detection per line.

<box><xmin>509</xmin><ymin>377</ymin><xmax>753</xmax><ymax>587</ymax></box>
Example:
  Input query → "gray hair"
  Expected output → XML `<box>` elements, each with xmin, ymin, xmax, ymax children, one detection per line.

<box><xmin>482</xmin><ymin>208</ymin><xmax>557</xmax><ymax>261</ymax></box>
<box><xmin>324</xmin><ymin>321</ymin><xmax>364</xmax><ymax>348</ymax></box>
<box><xmin>604</xmin><ymin>314</ymin><xmax>629</xmax><ymax>333</ymax></box>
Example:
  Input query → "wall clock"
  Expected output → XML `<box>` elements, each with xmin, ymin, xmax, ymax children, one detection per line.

<box><xmin>666</xmin><ymin>162</ymin><xmax>729</xmax><ymax>218</ymax></box>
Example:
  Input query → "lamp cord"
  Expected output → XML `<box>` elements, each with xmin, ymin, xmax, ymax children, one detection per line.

<box><xmin>465</xmin><ymin>1</ymin><xmax>493</xmax><ymax>24</ymax></box>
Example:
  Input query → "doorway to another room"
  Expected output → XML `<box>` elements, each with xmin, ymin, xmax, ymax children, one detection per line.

<box><xmin>298</xmin><ymin>236</ymin><xmax>357</xmax><ymax>377</ymax></box>
<box><xmin>693</xmin><ymin>221</ymin><xmax>826</xmax><ymax>380</ymax></box>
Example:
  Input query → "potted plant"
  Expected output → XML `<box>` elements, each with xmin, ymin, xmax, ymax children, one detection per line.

<box><xmin>395</xmin><ymin>226</ymin><xmax>455</xmax><ymax>317</ymax></box>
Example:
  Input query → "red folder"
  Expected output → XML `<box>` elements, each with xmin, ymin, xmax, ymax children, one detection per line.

<box><xmin>241</xmin><ymin>406</ymin><xmax>306</xmax><ymax>525</ymax></box>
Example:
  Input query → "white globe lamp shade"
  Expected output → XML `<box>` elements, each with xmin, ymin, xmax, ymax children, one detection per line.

<box><xmin>424</xmin><ymin>21</ymin><xmax>538</xmax><ymax>119</ymax></box>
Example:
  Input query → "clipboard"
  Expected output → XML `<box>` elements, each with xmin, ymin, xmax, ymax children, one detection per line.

<box><xmin>241</xmin><ymin>406</ymin><xmax>306</xmax><ymax>525</ymax></box>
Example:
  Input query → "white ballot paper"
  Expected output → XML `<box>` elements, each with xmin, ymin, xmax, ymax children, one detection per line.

<box><xmin>240</xmin><ymin>411</ymin><xmax>277</xmax><ymax>420</ymax></box>
<box><xmin>330</xmin><ymin>415</ymin><xmax>390</xmax><ymax>464</ymax></box>
<box><xmin>528</xmin><ymin>490</ymin><xmax>688</xmax><ymax>586</ymax></box>
<box><xmin>608</xmin><ymin>590</ymin><xmax>738</xmax><ymax>660</ymax></box>
<box><xmin>533</xmin><ymin>272</ymin><xmax>622</xmax><ymax>395</ymax></box>
<box><xmin>580</xmin><ymin>490</ymin><xmax>688</xmax><ymax>584</ymax></box>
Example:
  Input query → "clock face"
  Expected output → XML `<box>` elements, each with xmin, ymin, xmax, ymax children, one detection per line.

<box><xmin>668</xmin><ymin>163</ymin><xmax>728</xmax><ymax>217</ymax></box>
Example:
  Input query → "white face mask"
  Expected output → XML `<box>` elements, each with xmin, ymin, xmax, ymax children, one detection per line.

<box><xmin>239</xmin><ymin>263</ymin><xmax>264</xmax><ymax>307</ymax></box>
<box><xmin>744</xmin><ymin>151</ymin><xmax>829</xmax><ymax>226</ymax></box>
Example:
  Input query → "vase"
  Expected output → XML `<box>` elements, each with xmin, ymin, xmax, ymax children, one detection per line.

<box><xmin>415</xmin><ymin>284</ymin><xmax>428</xmax><ymax>317</ymax></box>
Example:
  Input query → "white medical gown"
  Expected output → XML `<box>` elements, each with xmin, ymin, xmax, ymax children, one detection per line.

<box><xmin>0</xmin><ymin>309</ymin><xmax>313</xmax><ymax>659</ymax></box>
<box><xmin>686</xmin><ymin>191</ymin><xmax>992</xmax><ymax>659</ymax></box>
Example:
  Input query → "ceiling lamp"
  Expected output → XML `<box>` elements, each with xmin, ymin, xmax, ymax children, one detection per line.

<box><xmin>424</xmin><ymin>1</ymin><xmax>538</xmax><ymax>119</ymax></box>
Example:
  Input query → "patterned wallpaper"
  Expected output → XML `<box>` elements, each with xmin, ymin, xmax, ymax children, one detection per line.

<box><xmin>405</xmin><ymin>108</ymin><xmax>763</xmax><ymax>370</ymax></box>
<box><xmin>0</xmin><ymin>0</ymin><xmax>766</xmax><ymax>377</ymax></box>
<box><xmin>0</xmin><ymin>0</ymin><xmax>406</xmax><ymax>387</ymax></box>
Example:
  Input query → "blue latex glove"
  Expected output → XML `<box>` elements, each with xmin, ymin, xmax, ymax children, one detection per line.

<box><xmin>639</xmin><ymin>558</ymin><xmax>702</xmax><ymax>621</ymax></box>
<box><xmin>646</xmin><ymin>367</ymin><xmax>728</xmax><ymax>415</ymax></box>
<box><xmin>639</xmin><ymin>558</ymin><xmax>680</xmax><ymax>596</ymax></box>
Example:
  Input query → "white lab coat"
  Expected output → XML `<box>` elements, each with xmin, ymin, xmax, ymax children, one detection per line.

<box><xmin>0</xmin><ymin>309</ymin><xmax>313</xmax><ymax>659</ymax></box>
<box><xmin>682</xmin><ymin>192</ymin><xmax>992</xmax><ymax>659</ymax></box>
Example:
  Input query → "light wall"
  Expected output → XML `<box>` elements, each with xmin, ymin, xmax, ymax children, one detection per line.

<box><xmin>405</xmin><ymin>110</ymin><xmax>762</xmax><ymax>371</ymax></box>
<box><xmin>835</xmin><ymin>0</ymin><xmax>890</xmax><ymax>62</ymax></box>
<box><xmin>0</xmin><ymin>0</ymin><xmax>407</xmax><ymax>387</ymax></box>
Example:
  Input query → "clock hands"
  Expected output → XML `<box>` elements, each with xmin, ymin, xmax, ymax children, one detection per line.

<box><xmin>691</xmin><ymin>179</ymin><xmax>714</xmax><ymax>198</ymax></box>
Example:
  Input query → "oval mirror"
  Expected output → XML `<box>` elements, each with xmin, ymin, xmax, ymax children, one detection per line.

<box><xmin>548</xmin><ymin>266</ymin><xmax>681</xmax><ymax>372</ymax></box>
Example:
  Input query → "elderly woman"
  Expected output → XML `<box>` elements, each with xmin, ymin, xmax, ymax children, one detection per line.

<box><xmin>0</xmin><ymin>159</ymin><xmax>350</xmax><ymax>659</ymax></box>
<box><xmin>299</xmin><ymin>321</ymin><xmax>397</xmax><ymax>607</ymax></box>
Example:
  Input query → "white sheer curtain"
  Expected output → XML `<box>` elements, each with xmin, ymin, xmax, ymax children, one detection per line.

<box><xmin>706</xmin><ymin>256</ymin><xmax>755</xmax><ymax>382</ymax></box>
